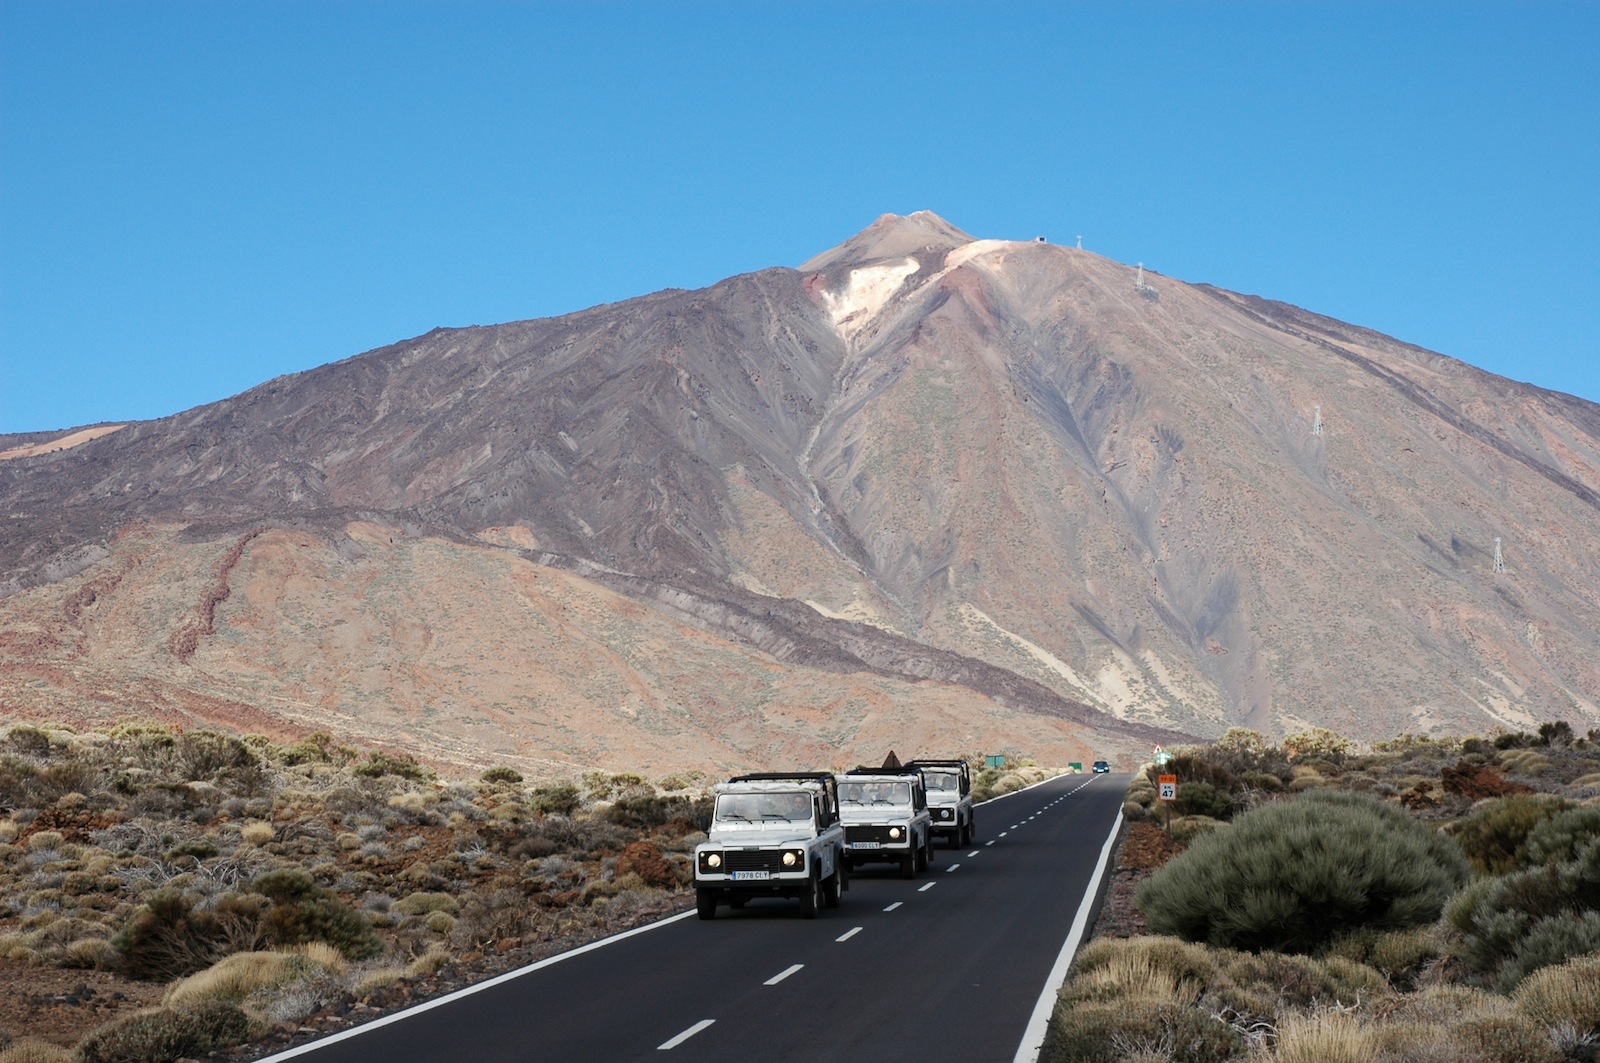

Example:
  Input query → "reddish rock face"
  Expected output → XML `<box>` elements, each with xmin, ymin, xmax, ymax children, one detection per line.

<box><xmin>1441</xmin><ymin>760</ymin><xmax>1535</xmax><ymax>799</ymax></box>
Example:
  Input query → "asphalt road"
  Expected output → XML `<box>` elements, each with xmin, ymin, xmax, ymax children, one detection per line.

<box><xmin>263</xmin><ymin>771</ymin><xmax>1128</xmax><ymax>1063</ymax></box>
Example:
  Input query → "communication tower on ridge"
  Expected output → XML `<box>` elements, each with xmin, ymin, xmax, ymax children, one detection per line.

<box><xmin>1493</xmin><ymin>537</ymin><xmax>1505</xmax><ymax>574</ymax></box>
<box><xmin>1134</xmin><ymin>262</ymin><xmax>1157</xmax><ymax>298</ymax></box>
<box><xmin>1312</xmin><ymin>405</ymin><xmax>1323</xmax><ymax>437</ymax></box>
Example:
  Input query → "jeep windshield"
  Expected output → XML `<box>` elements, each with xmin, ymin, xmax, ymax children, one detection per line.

<box><xmin>923</xmin><ymin>772</ymin><xmax>959</xmax><ymax>793</ymax></box>
<box><xmin>838</xmin><ymin>780</ymin><xmax>912</xmax><ymax>806</ymax></box>
<box><xmin>713</xmin><ymin>792</ymin><xmax>814</xmax><ymax>824</ymax></box>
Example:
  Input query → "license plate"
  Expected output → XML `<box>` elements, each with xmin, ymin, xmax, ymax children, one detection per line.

<box><xmin>850</xmin><ymin>841</ymin><xmax>881</xmax><ymax>850</ymax></box>
<box><xmin>730</xmin><ymin>870</ymin><xmax>770</xmax><ymax>881</ymax></box>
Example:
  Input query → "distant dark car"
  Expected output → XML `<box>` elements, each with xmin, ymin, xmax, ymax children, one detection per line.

<box><xmin>1092</xmin><ymin>760</ymin><xmax>1110</xmax><ymax>774</ymax></box>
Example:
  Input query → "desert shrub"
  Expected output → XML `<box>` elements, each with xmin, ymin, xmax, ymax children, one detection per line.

<box><xmin>607</xmin><ymin>793</ymin><xmax>708</xmax><ymax>831</ymax></box>
<box><xmin>1283</xmin><ymin>727</ymin><xmax>1354</xmax><ymax>767</ymax></box>
<box><xmin>582</xmin><ymin>771</ymin><xmax>645</xmax><ymax>802</ymax></box>
<box><xmin>112</xmin><ymin>889</ymin><xmax>239</xmax><ymax>981</ymax></box>
<box><xmin>451</xmin><ymin>887</ymin><xmax>539</xmax><ymax>950</ymax></box>
<box><xmin>1214</xmin><ymin>950</ymin><xmax>1388</xmax><ymax>1017</ymax></box>
<box><xmin>1538</xmin><ymin>720</ymin><xmax>1576</xmax><ymax>747</ymax></box>
<box><xmin>480</xmin><ymin>766</ymin><xmax>523</xmax><ymax>786</ymax></box>
<box><xmin>1168</xmin><ymin>816</ymin><xmax>1225</xmax><ymax>847</ymax></box>
<box><xmin>1149</xmin><ymin>754</ymin><xmax>1237</xmax><ymax>794</ymax></box>
<box><xmin>393</xmin><ymin>891</ymin><xmax>459</xmax><ymax>916</ymax></box>
<box><xmin>5</xmin><ymin>725</ymin><xmax>55</xmax><ymax>757</ymax></box>
<box><xmin>1449</xmin><ymin>793</ymin><xmax>1569</xmax><ymax>874</ymax></box>
<box><xmin>1445</xmin><ymin>834</ymin><xmax>1600</xmax><ymax>990</ymax></box>
<box><xmin>252</xmin><ymin>868</ymin><xmax>381</xmax><ymax>960</ymax></box>
<box><xmin>1237</xmin><ymin>771</ymin><xmax>1284</xmax><ymax>793</ymax></box>
<box><xmin>1523</xmin><ymin>805</ymin><xmax>1600</xmax><ymax>866</ymax></box>
<box><xmin>174</xmin><ymin>731</ymin><xmax>257</xmax><ymax>781</ymax></box>
<box><xmin>1136</xmin><ymin>790</ymin><xmax>1468</xmax><ymax>953</ymax></box>
<box><xmin>29</xmin><ymin>761</ymin><xmax>103</xmax><ymax>803</ymax></box>
<box><xmin>1046</xmin><ymin>997</ymin><xmax>1242</xmax><ymax>1063</ymax></box>
<box><xmin>1203</xmin><ymin>728</ymin><xmax>1292</xmax><ymax>781</ymax></box>
<box><xmin>352</xmin><ymin>751</ymin><xmax>432</xmax><ymax>782</ymax></box>
<box><xmin>1173</xmin><ymin>781</ymin><xmax>1234</xmax><ymax>820</ymax></box>
<box><xmin>529</xmin><ymin>782</ymin><xmax>581</xmax><ymax>817</ymax></box>
<box><xmin>77</xmin><ymin>998</ymin><xmax>250</xmax><ymax>1063</ymax></box>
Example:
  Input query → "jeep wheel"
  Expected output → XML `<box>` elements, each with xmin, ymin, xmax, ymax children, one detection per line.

<box><xmin>914</xmin><ymin>839</ymin><xmax>928</xmax><ymax>872</ymax></box>
<box><xmin>824</xmin><ymin>869</ymin><xmax>842</xmax><ymax>908</ymax></box>
<box><xmin>800</xmin><ymin>872</ymin><xmax>821</xmax><ymax>919</ymax></box>
<box><xmin>696</xmin><ymin>888</ymin><xmax>717</xmax><ymax>920</ymax></box>
<box><xmin>900</xmin><ymin>852</ymin><xmax>916</xmax><ymax>879</ymax></box>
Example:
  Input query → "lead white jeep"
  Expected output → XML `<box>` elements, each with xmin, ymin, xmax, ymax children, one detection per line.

<box><xmin>838</xmin><ymin>768</ymin><xmax>934</xmax><ymax>879</ymax></box>
<box><xmin>908</xmin><ymin>758</ymin><xmax>976</xmax><ymax>847</ymax></box>
<box><xmin>693</xmin><ymin>772</ymin><xmax>847</xmax><ymax>919</ymax></box>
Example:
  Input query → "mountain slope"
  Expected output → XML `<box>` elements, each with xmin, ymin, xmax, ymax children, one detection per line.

<box><xmin>3</xmin><ymin>211</ymin><xmax>1597</xmax><ymax>772</ymax></box>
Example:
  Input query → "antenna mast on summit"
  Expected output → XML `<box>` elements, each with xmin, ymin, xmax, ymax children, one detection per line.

<box><xmin>1312</xmin><ymin>405</ymin><xmax>1323</xmax><ymax>437</ymax></box>
<box><xmin>1076</xmin><ymin>234</ymin><xmax>1083</xmax><ymax>249</ymax></box>
<box><xmin>1493</xmin><ymin>537</ymin><xmax>1505</xmax><ymax>573</ymax></box>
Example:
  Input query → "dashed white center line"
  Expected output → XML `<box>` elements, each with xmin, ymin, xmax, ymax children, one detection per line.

<box><xmin>918</xmin><ymin>881</ymin><xmax>936</xmax><ymax>892</ymax></box>
<box><xmin>967</xmin><ymin>850</ymin><xmax>980</xmax><ymax>857</ymax></box>
<box><xmin>945</xmin><ymin>863</ymin><xmax>961</xmax><ymax>872</ymax></box>
<box><xmin>658</xmin><ymin>1020</ymin><xmax>715</xmax><ymax>1050</ymax></box>
<box><xmin>986</xmin><ymin>840</ymin><xmax>996</xmax><ymax>846</ymax></box>
<box><xmin>883</xmin><ymin>901</ymin><xmax>903</xmax><ymax>912</ymax></box>
<box><xmin>764</xmin><ymin>964</ymin><xmax>804</xmax><ymax>986</ymax></box>
<box><xmin>1000</xmin><ymin>831</ymin><xmax>1009</xmax><ymax>837</ymax></box>
<box><xmin>836</xmin><ymin>926</ymin><xmax>863</xmax><ymax>942</ymax></box>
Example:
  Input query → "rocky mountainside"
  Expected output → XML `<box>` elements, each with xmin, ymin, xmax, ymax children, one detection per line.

<box><xmin>3</xmin><ymin>212</ymin><xmax>1597</xmax><ymax>774</ymax></box>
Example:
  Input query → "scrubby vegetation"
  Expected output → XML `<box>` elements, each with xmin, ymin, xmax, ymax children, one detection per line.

<box><xmin>0</xmin><ymin>721</ymin><xmax>712</xmax><ymax>1058</ymax></box>
<box><xmin>1050</xmin><ymin>723</ymin><xmax>1600</xmax><ymax>1062</ymax></box>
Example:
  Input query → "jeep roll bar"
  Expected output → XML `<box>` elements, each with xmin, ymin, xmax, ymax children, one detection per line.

<box><xmin>725</xmin><ymin>772</ymin><xmax>841</xmax><ymax>825</ymax></box>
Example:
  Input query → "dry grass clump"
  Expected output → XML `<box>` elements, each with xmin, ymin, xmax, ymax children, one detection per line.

<box><xmin>1510</xmin><ymin>951</ymin><xmax>1600</xmax><ymax>1029</ymax></box>
<box><xmin>0</xmin><ymin>1039</ymin><xmax>77</xmax><ymax>1063</ymax></box>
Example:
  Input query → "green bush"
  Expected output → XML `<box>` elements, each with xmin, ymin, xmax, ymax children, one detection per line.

<box><xmin>1135</xmin><ymin>790</ymin><xmax>1468</xmax><ymax>953</ymax></box>
<box><xmin>77</xmin><ymin>999</ymin><xmax>249</xmax><ymax>1063</ymax></box>
<box><xmin>252</xmin><ymin>868</ymin><xmax>381</xmax><ymax>960</ymax></box>
<box><xmin>1173</xmin><ymin>781</ymin><xmax>1234</xmax><ymax>820</ymax></box>
<box><xmin>1445</xmin><ymin>833</ymin><xmax>1600</xmax><ymax>991</ymax></box>
<box><xmin>480</xmin><ymin>766</ymin><xmax>523</xmax><ymax>786</ymax></box>
<box><xmin>530</xmin><ymin>782</ymin><xmax>581</xmax><ymax>817</ymax></box>
<box><xmin>111</xmin><ymin>890</ymin><xmax>236</xmax><ymax>981</ymax></box>
<box><xmin>352</xmin><ymin>751</ymin><xmax>432</xmax><ymax>781</ymax></box>
<box><xmin>1449</xmin><ymin>793</ymin><xmax>1569</xmax><ymax>874</ymax></box>
<box><xmin>1523</xmin><ymin>805</ymin><xmax>1600</xmax><ymax>866</ymax></box>
<box><xmin>608</xmin><ymin>793</ymin><xmax>710</xmax><ymax>831</ymax></box>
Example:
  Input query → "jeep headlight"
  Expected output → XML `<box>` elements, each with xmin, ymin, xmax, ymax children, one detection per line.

<box><xmin>698</xmin><ymin>851</ymin><xmax>722</xmax><ymax>872</ymax></box>
<box><xmin>782</xmin><ymin>851</ymin><xmax>798</xmax><ymax>867</ymax></box>
<box><xmin>889</xmin><ymin>826</ymin><xmax>903</xmax><ymax>840</ymax></box>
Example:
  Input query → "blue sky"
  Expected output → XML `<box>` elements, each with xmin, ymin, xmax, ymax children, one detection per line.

<box><xmin>3</xmin><ymin>1</ymin><xmax>1597</xmax><ymax>434</ymax></box>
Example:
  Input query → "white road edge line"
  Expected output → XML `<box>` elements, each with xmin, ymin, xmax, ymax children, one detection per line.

<box><xmin>918</xmin><ymin>881</ymin><xmax>936</xmax><ymax>892</ymax></box>
<box><xmin>883</xmin><ymin>901</ymin><xmax>903</xmax><ymax>911</ymax></box>
<box><xmin>764</xmin><ymin>964</ymin><xmax>804</xmax><ymax>986</ymax></box>
<box><xmin>658</xmin><ymin>1019</ymin><xmax>716</xmax><ymax>1050</ymax></box>
<box><xmin>836</xmin><ymin>926</ymin><xmax>863</xmax><ymax>942</ymax></box>
<box><xmin>1012</xmin><ymin>810</ymin><xmax>1124</xmax><ymax>1063</ymax></box>
<box><xmin>251</xmin><ymin>909</ymin><xmax>697</xmax><ymax>1061</ymax></box>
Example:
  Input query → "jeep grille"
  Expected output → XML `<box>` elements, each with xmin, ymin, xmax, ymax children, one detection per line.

<box><xmin>846</xmin><ymin>825</ymin><xmax>896</xmax><ymax>844</ymax></box>
<box><xmin>724</xmin><ymin>850</ymin><xmax>786</xmax><ymax>873</ymax></box>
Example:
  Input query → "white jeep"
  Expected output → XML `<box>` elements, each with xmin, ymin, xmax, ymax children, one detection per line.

<box><xmin>693</xmin><ymin>772</ymin><xmax>847</xmax><ymax>919</ymax></box>
<box><xmin>908</xmin><ymin>758</ymin><xmax>976</xmax><ymax>847</ymax></box>
<box><xmin>838</xmin><ymin>769</ymin><xmax>934</xmax><ymax>879</ymax></box>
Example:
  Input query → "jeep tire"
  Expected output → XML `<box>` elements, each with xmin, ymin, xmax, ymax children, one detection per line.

<box><xmin>696</xmin><ymin>887</ymin><xmax>717</xmax><ymax>920</ymax></box>
<box><xmin>800</xmin><ymin>871</ymin><xmax>821</xmax><ymax>919</ymax></box>
<box><xmin>824</xmin><ymin>869</ymin><xmax>842</xmax><ymax>908</ymax></box>
<box><xmin>900</xmin><ymin>852</ymin><xmax>916</xmax><ymax>879</ymax></box>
